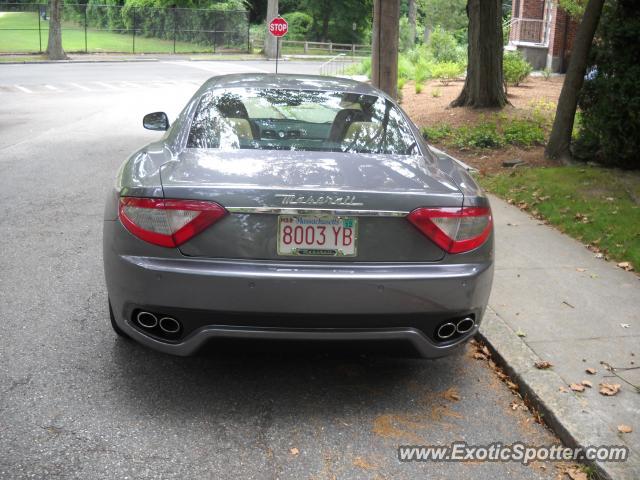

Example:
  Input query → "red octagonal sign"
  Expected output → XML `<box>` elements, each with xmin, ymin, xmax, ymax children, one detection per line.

<box><xmin>269</xmin><ymin>17</ymin><xmax>288</xmax><ymax>37</ymax></box>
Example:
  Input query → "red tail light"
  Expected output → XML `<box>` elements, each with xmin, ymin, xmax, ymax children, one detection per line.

<box><xmin>407</xmin><ymin>206</ymin><xmax>492</xmax><ymax>254</ymax></box>
<box><xmin>118</xmin><ymin>197</ymin><xmax>227</xmax><ymax>247</ymax></box>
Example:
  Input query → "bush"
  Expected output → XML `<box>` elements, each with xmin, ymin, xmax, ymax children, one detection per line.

<box><xmin>282</xmin><ymin>12</ymin><xmax>312</xmax><ymax>40</ymax></box>
<box><xmin>428</xmin><ymin>26</ymin><xmax>463</xmax><ymax>63</ymax></box>
<box><xmin>431</xmin><ymin>87</ymin><xmax>442</xmax><ymax>98</ymax></box>
<box><xmin>503</xmin><ymin>119</ymin><xmax>545</xmax><ymax>146</ymax></box>
<box><xmin>503</xmin><ymin>51</ymin><xmax>533</xmax><ymax>86</ymax></box>
<box><xmin>574</xmin><ymin>0</ymin><xmax>640</xmax><ymax>169</ymax></box>
<box><xmin>454</xmin><ymin>122</ymin><xmax>504</xmax><ymax>149</ymax></box>
<box><xmin>415</xmin><ymin>82</ymin><xmax>423</xmax><ymax>94</ymax></box>
<box><xmin>422</xmin><ymin>124</ymin><xmax>453</xmax><ymax>142</ymax></box>
<box><xmin>431</xmin><ymin>62</ymin><xmax>464</xmax><ymax>85</ymax></box>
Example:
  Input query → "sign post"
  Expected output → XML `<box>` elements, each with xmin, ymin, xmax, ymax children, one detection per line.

<box><xmin>268</xmin><ymin>16</ymin><xmax>288</xmax><ymax>74</ymax></box>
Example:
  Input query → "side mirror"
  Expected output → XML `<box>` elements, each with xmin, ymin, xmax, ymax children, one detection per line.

<box><xmin>143</xmin><ymin>112</ymin><xmax>169</xmax><ymax>131</ymax></box>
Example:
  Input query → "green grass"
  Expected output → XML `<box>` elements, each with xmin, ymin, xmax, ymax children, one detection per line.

<box><xmin>480</xmin><ymin>166</ymin><xmax>640</xmax><ymax>270</ymax></box>
<box><xmin>0</xmin><ymin>11</ymin><xmax>224</xmax><ymax>54</ymax></box>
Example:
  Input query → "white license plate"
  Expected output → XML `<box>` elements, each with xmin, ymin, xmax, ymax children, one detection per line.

<box><xmin>277</xmin><ymin>215</ymin><xmax>358</xmax><ymax>257</ymax></box>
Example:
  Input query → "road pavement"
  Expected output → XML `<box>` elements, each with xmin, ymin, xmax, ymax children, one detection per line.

<box><xmin>1</xmin><ymin>60</ymin><xmax>565</xmax><ymax>479</ymax></box>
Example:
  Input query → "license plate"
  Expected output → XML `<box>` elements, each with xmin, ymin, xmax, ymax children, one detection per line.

<box><xmin>277</xmin><ymin>215</ymin><xmax>358</xmax><ymax>257</ymax></box>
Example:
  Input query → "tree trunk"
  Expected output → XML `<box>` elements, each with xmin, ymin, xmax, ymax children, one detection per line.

<box><xmin>408</xmin><ymin>0</ymin><xmax>417</xmax><ymax>45</ymax></box>
<box><xmin>545</xmin><ymin>0</ymin><xmax>605</xmax><ymax>163</ymax></box>
<box><xmin>321</xmin><ymin>10</ymin><xmax>330</xmax><ymax>42</ymax></box>
<box><xmin>264</xmin><ymin>0</ymin><xmax>279</xmax><ymax>59</ymax></box>
<box><xmin>46</xmin><ymin>0</ymin><xmax>67</xmax><ymax>60</ymax></box>
<box><xmin>450</xmin><ymin>0</ymin><xmax>507</xmax><ymax>108</ymax></box>
<box><xmin>371</xmin><ymin>0</ymin><xmax>400</xmax><ymax>99</ymax></box>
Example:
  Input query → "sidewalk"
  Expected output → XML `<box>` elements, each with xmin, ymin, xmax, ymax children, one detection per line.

<box><xmin>480</xmin><ymin>195</ymin><xmax>640</xmax><ymax>479</ymax></box>
<box><xmin>0</xmin><ymin>52</ymin><xmax>265</xmax><ymax>64</ymax></box>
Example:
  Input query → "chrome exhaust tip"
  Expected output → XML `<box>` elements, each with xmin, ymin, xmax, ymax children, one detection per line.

<box><xmin>136</xmin><ymin>311</ymin><xmax>158</xmax><ymax>329</ymax></box>
<box><xmin>436</xmin><ymin>322</ymin><xmax>457</xmax><ymax>340</ymax></box>
<box><xmin>456</xmin><ymin>317</ymin><xmax>475</xmax><ymax>334</ymax></box>
<box><xmin>159</xmin><ymin>316</ymin><xmax>181</xmax><ymax>334</ymax></box>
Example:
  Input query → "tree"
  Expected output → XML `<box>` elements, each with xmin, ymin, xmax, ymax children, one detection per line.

<box><xmin>408</xmin><ymin>0</ymin><xmax>417</xmax><ymax>45</ymax></box>
<box><xmin>450</xmin><ymin>0</ymin><xmax>507</xmax><ymax>108</ymax></box>
<box><xmin>264</xmin><ymin>0</ymin><xmax>279</xmax><ymax>59</ymax></box>
<box><xmin>545</xmin><ymin>0</ymin><xmax>605</xmax><ymax>162</ymax></box>
<box><xmin>47</xmin><ymin>0</ymin><xmax>67</xmax><ymax>60</ymax></box>
<box><xmin>371</xmin><ymin>0</ymin><xmax>399</xmax><ymax>99</ymax></box>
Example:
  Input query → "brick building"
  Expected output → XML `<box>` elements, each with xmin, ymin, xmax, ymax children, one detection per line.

<box><xmin>507</xmin><ymin>0</ymin><xmax>578</xmax><ymax>72</ymax></box>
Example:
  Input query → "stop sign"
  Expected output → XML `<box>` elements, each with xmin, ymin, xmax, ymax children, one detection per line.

<box><xmin>269</xmin><ymin>17</ymin><xmax>288</xmax><ymax>37</ymax></box>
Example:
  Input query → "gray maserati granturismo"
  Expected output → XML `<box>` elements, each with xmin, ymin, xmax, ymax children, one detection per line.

<box><xmin>103</xmin><ymin>73</ymin><xmax>494</xmax><ymax>357</ymax></box>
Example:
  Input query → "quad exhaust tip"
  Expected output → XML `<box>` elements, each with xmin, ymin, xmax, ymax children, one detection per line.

<box><xmin>159</xmin><ymin>316</ymin><xmax>181</xmax><ymax>334</ymax></box>
<box><xmin>456</xmin><ymin>317</ymin><xmax>475</xmax><ymax>334</ymax></box>
<box><xmin>436</xmin><ymin>322</ymin><xmax>457</xmax><ymax>340</ymax></box>
<box><xmin>136</xmin><ymin>311</ymin><xmax>158</xmax><ymax>329</ymax></box>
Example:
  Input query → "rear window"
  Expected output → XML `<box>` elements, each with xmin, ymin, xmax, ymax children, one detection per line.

<box><xmin>187</xmin><ymin>88</ymin><xmax>418</xmax><ymax>155</ymax></box>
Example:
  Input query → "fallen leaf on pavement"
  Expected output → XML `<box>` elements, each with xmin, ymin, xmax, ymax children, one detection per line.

<box><xmin>290</xmin><ymin>447</ymin><xmax>299</xmax><ymax>456</ymax></box>
<box><xmin>473</xmin><ymin>352</ymin><xmax>488</xmax><ymax>361</ymax></box>
<box><xmin>576</xmin><ymin>268</ymin><xmax>587</xmax><ymax>272</ymax></box>
<box><xmin>617</xmin><ymin>262</ymin><xmax>634</xmax><ymax>272</ymax></box>
<box><xmin>570</xmin><ymin>383</ymin><xmax>586</xmax><ymax>392</ymax></box>
<box><xmin>620</xmin><ymin>323</ymin><xmax>631</xmax><ymax>329</ymax></box>
<box><xmin>618</xmin><ymin>425</ymin><xmax>633</xmax><ymax>433</ymax></box>
<box><xmin>565</xmin><ymin>466</ymin><xmax>588</xmax><ymax>480</ymax></box>
<box><xmin>599</xmin><ymin>383</ymin><xmax>621</xmax><ymax>396</ymax></box>
<box><xmin>581</xmin><ymin>380</ymin><xmax>592</xmax><ymax>388</ymax></box>
<box><xmin>482</xmin><ymin>346</ymin><xmax>491</xmax><ymax>357</ymax></box>
<box><xmin>516</xmin><ymin>330</ymin><xmax>527</xmax><ymax>338</ymax></box>
<box><xmin>441</xmin><ymin>387</ymin><xmax>461</xmax><ymax>402</ymax></box>
<box><xmin>559</xmin><ymin>386</ymin><xmax>569</xmax><ymax>393</ymax></box>
<box><xmin>534</xmin><ymin>361</ymin><xmax>553</xmax><ymax>370</ymax></box>
<box><xmin>506</xmin><ymin>380</ymin><xmax>519</xmax><ymax>391</ymax></box>
<box><xmin>585</xmin><ymin>368</ymin><xmax>597</xmax><ymax>375</ymax></box>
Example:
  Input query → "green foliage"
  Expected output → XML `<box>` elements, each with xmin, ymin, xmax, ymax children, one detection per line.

<box><xmin>421</xmin><ymin>123</ymin><xmax>452</xmax><ymax>142</ymax></box>
<box><xmin>431</xmin><ymin>87</ymin><xmax>442</xmax><ymax>98</ymax></box>
<box><xmin>481</xmin><ymin>166</ymin><xmax>640</xmax><ymax>270</ymax></box>
<box><xmin>415</xmin><ymin>82</ymin><xmax>423</xmax><ymax>94</ymax></box>
<box><xmin>574</xmin><ymin>0</ymin><xmax>640</xmax><ymax>169</ymax></box>
<box><xmin>421</xmin><ymin>113</ymin><xmax>549</xmax><ymax>149</ymax></box>
<box><xmin>398</xmin><ymin>77</ymin><xmax>406</xmax><ymax>90</ymax></box>
<box><xmin>282</xmin><ymin>12</ymin><xmax>312</xmax><ymax>40</ymax></box>
<box><xmin>427</xmin><ymin>26</ymin><xmax>463</xmax><ymax>63</ymax></box>
<box><xmin>419</xmin><ymin>0</ymin><xmax>467</xmax><ymax>33</ymax></box>
<box><xmin>503</xmin><ymin>51</ymin><xmax>533</xmax><ymax>86</ymax></box>
<box><xmin>397</xmin><ymin>55</ymin><xmax>415</xmax><ymax>80</ymax></box>
<box><xmin>558</xmin><ymin>0</ymin><xmax>586</xmax><ymax>17</ymax></box>
<box><xmin>430</xmin><ymin>61</ymin><xmax>463</xmax><ymax>85</ymax></box>
<box><xmin>542</xmin><ymin>67</ymin><xmax>552</xmax><ymax>80</ymax></box>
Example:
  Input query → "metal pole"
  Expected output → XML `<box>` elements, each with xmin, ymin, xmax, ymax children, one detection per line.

<box><xmin>84</xmin><ymin>4</ymin><xmax>87</xmax><ymax>53</ymax></box>
<box><xmin>275</xmin><ymin>36</ymin><xmax>279</xmax><ymax>74</ymax></box>
<box><xmin>246</xmin><ymin>12</ymin><xmax>250</xmax><ymax>53</ymax></box>
<box><xmin>38</xmin><ymin>5</ymin><xmax>42</xmax><ymax>53</ymax></box>
<box><xmin>173</xmin><ymin>7</ymin><xmax>177</xmax><ymax>54</ymax></box>
<box><xmin>132</xmin><ymin>7</ymin><xmax>136</xmax><ymax>54</ymax></box>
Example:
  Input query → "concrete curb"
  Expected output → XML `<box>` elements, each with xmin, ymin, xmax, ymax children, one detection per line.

<box><xmin>478</xmin><ymin>307</ymin><xmax>640</xmax><ymax>480</ymax></box>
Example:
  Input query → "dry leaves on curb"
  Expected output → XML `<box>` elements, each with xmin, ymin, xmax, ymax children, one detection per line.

<box><xmin>585</xmin><ymin>367</ymin><xmax>597</xmax><ymax>375</ymax></box>
<box><xmin>618</xmin><ymin>425</ymin><xmax>633</xmax><ymax>434</ymax></box>
<box><xmin>534</xmin><ymin>361</ymin><xmax>553</xmax><ymax>370</ymax></box>
<box><xmin>565</xmin><ymin>466</ymin><xmax>588</xmax><ymax>480</ymax></box>
<box><xmin>599</xmin><ymin>383</ymin><xmax>621</xmax><ymax>396</ymax></box>
<box><xmin>441</xmin><ymin>387</ymin><xmax>461</xmax><ymax>402</ymax></box>
<box><xmin>581</xmin><ymin>380</ymin><xmax>593</xmax><ymax>388</ymax></box>
<box><xmin>289</xmin><ymin>447</ymin><xmax>299</xmax><ymax>456</ymax></box>
<box><xmin>570</xmin><ymin>383</ymin><xmax>586</xmax><ymax>392</ymax></box>
<box><xmin>617</xmin><ymin>261</ymin><xmax>634</xmax><ymax>272</ymax></box>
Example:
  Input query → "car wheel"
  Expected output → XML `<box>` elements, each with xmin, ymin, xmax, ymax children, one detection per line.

<box><xmin>109</xmin><ymin>300</ymin><xmax>129</xmax><ymax>338</ymax></box>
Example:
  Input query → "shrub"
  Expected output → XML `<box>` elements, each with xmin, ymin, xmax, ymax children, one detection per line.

<box><xmin>398</xmin><ymin>55</ymin><xmax>415</xmax><ymax>80</ymax></box>
<box><xmin>431</xmin><ymin>87</ymin><xmax>442</xmax><ymax>98</ymax></box>
<box><xmin>421</xmin><ymin>124</ymin><xmax>453</xmax><ymax>142</ymax></box>
<box><xmin>503</xmin><ymin>51</ymin><xmax>533</xmax><ymax>86</ymax></box>
<box><xmin>503</xmin><ymin>119</ymin><xmax>545</xmax><ymax>146</ymax></box>
<box><xmin>415</xmin><ymin>82</ymin><xmax>423</xmax><ymax>94</ymax></box>
<box><xmin>542</xmin><ymin>67</ymin><xmax>552</xmax><ymax>80</ymax></box>
<box><xmin>282</xmin><ymin>12</ymin><xmax>312</xmax><ymax>40</ymax></box>
<box><xmin>398</xmin><ymin>77</ymin><xmax>406</xmax><ymax>90</ymax></box>
<box><xmin>427</xmin><ymin>26</ymin><xmax>462</xmax><ymax>63</ymax></box>
<box><xmin>574</xmin><ymin>0</ymin><xmax>640</xmax><ymax>169</ymax></box>
<box><xmin>454</xmin><ymin>122</ymin><xmax>504</xmax><ymax>149</ymax></box>
<box><xmin>431</xmin><ymin>62</ymin><xmax>463</xmax><ymax>85</ymax></box>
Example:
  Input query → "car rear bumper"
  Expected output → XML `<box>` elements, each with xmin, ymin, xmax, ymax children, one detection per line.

<box><xmin>104</xmin><ymin>222</ymin><xmax>493</xmax><ymax>357</ymax></box>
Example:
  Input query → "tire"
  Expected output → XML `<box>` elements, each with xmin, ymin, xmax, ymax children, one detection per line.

<box><xmin>109</xmin><ymin>299</ymin><xmax>129</xmax><ymax>339</ymax></box>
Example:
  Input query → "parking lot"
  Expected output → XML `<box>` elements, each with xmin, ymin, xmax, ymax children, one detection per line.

<box><xmin>0</xmin><ymin>60</ymin><xmax>565</xmax><ymax>479</ymax></box>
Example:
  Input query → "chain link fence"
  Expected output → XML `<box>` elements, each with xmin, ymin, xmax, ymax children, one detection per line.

<box><xmin>0</xmin><ymin>2</ymin><xmax>250</xmax><ymax>54</ymax></box>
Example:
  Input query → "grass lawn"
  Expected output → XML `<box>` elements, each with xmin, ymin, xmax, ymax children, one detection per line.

<box><xmin>480</xmin><ymin>166</ymin><xmax>640</xmax><ymax>271</ymax></box>
<box><xmin>0</xmin><ymin>11</ymin><xmax>220</xmax><ymax>54</ymax></box>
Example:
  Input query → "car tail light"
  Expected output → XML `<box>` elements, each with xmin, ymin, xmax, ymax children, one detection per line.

<box><xmin>407</xmin><ymin>206</ymin><xmax>492</xmax><ymax>254</ymax></box>
<box><xmin>118</xmin><ymin>197</ymin><xmax>227</xmax><ymax>247</ymax></box>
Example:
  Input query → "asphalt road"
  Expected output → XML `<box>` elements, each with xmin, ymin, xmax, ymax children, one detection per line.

<box><xmin>1</xmin><ymin>60</ymin><xmax>563</xmax><ymax>479</ymax></box>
